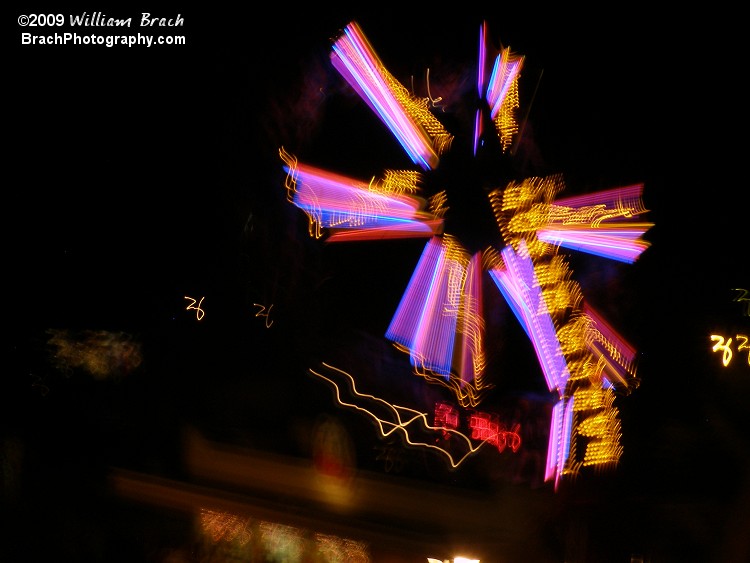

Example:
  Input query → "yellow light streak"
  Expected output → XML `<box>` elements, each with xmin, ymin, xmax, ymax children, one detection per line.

<box><xmin>711</xmin><ymin>334</ymin><xmax>733</xmax><ymax>367</ymax></box>
<box><xmin>185</xmin><ymin>295</ymin><xmax>205</xmax><ymax>321</ymax></box>
<box><xmin>309</xmin><ymin>362</ymin><xmax>499</xmax><ymax>468</ymax></box>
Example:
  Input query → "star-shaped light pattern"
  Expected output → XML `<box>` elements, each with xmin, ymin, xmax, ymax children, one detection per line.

<box><xmin>281</xmin><ymin>20</ymin><xmax>653</xmax><ymax>487</ymax></box>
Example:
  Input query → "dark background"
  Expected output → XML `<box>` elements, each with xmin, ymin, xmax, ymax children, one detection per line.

<box><xmin>7</xmin><ymin>7</ymin><xmax>748</xmax><ymax>562</ymax></box>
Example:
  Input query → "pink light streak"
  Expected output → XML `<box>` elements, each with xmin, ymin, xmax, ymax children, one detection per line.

<box><xmin>476</xmin><ymin>21</ymin><xmax>489</xmax><ymax>102</ymax></box>
<box><xmin>385</xmin><ymin>236</ymin><xmax>464</xmax><ymax>378</ymax></box>
<box><xmin>281</xmin><ymin>150</ymin><xmax>442</xmax><ymax>241</ymax></box>
<box><xmin>537</xmin><ymin>184</ymin><xmax>654</xmax><ymax>263</ymax></box>
<box><xmin>545</xmin><ymin>397</ymin><xmax>574</xmax><ymax>488</ymax></box>
<box><xmin>486</xmin><ymin>46</ymin><xmax>524</xmax><ymax>120</ymax></box>
<box><xmin>474</xmin><ymin>21</ymin><xmax>523</xmax><ymax>155</ymax></box>
<box><xmin>384</xmin><ymin>237</ymin><xmax>485</xmax><ymax>390</ymax></box>
<box><xmin>536</xmin><ymin>227</ymin><xmax>651</xmax><ymax>263</ymax></box>
<box><xmin>330</xmin><ymin>22</ymin><xmax>440</xmax><ymax>170</ymax></box>
<box><xmin>473</xmin><ymin>21</ymin><xmax>489</xmax><ymax>156</ymax></box>
<box><xmin>488</xmin><ymin>241</ymin><xmax>570</xmax><ymax>393</ymax></box>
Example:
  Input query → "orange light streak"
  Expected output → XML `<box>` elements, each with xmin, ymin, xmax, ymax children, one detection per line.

<box><xmin>253</xmin><ymin>303</ymin><xmax>274</xmax><ymax>328</ymax></box>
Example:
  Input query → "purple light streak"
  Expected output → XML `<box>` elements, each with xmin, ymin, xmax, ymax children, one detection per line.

<box><xmin>545</xmin><ymin>397</ymin><xmax>574</xmax><ymax>487</ymax></box>
<box><xmin>486</xmin><ymin>47</ymin><xmax>524</xmax><ymax>120</ymax></box>
<box><xmin>473</xmin><ymin>21</ymin><xmax>489</xmax><ymax>156</ymax></box>
<box><xmin>386</xmin><ymin>237</ymin><xmax>465</xmax><ymax>379</ymax></box>
<box><xmin>283</xmin><ymin>160</ymin><xmax>442</xmax><ymax>240</ymax></box>
<box><xmin>537</xmin><ymin>184</ymin><xmax>654</xmax><ymax>263</ymax></box>
<box><xmin>488</xmin><ymin>242</ymin><xmax>570</xmax><ymax>393</ymax></box>
<box><xmin>330</xmin><ymin>22</ymin><xmax>440</xmax><ymax>170</ymax></box>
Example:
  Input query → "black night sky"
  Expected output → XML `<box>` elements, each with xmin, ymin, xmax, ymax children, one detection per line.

<box><xmin>7</xmin><ymin>7</ymin><xmax>749</xmax><ymax>563</ymax></box>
